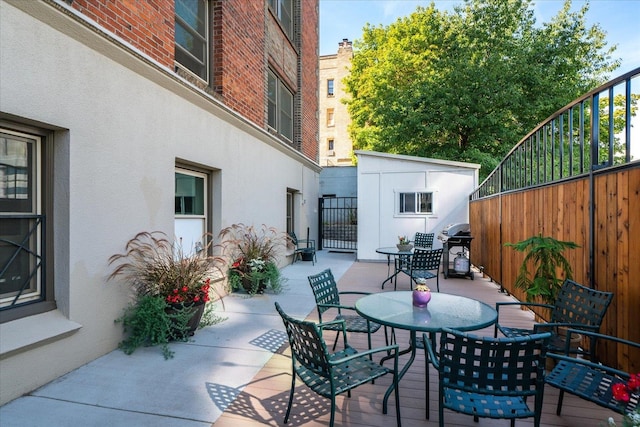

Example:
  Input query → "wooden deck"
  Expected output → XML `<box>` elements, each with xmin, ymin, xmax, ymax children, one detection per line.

<box><xmin>214</xmin><ymin>261</ymin><xmax>624</xmax><ymax>427</ymax></box>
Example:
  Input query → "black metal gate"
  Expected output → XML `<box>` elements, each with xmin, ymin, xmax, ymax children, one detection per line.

<box><xmin>318</xmin><ymin>197</ymin><xmax>357</xmax><ymax>251</ymax></box>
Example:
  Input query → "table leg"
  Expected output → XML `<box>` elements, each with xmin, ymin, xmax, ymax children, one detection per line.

<box><xmin>381</xmin><ymin>330</ymin><xmax>417</xmax><ymax>414</ymax></box>
<box><xmin>381</xmin><ymin>254</ymin><xmax>394</xmax><ymax>289</ymax></box>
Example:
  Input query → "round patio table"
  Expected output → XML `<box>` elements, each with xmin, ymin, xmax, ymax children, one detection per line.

<box><xmin>355</xmin><ymin>291</ymin><xmax>497</xmax><ymax>417</ymax></box>
<box><xmin>375</xmin><ymin>246</ymin><xmax>414</xmax><ymax>289</ymax></box>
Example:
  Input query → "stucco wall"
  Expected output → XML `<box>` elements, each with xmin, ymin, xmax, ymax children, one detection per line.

<box><xmin>356</xmin><ymin>151</ymin><xmax>479</xmax><ymax>261</ymax></box>
<box><xmin>0</xmin><ymin>1</ymin><xmax>319</xmax><ymax>405</ymax></box>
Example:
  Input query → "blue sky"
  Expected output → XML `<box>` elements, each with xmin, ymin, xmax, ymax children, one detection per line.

<box><xmin>319</xmin><ymin>0</ymin><xmax>640</xmax><ymax>76</ymax></box>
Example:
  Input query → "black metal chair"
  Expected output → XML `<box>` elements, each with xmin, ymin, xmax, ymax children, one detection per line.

<box><xmin>413</xmin><ymin>232</ymin><xmax>434</xmax><ymax>249</ymax></box>
<box><xmin>495</xmin><ymin>279</ymin><xmax>614</xmax><ymax>358</ymax></box>
<box><xmin>545</xmin><ymin>329</ymin><xmax>640</xmax><ymax>416</ymax></box>
<box><xmin>308</xmin><ymin>269</ymin><xmax>385</xmax><ymax>352</ymax></box>
<box><xmin>424</xmin><ymin>328</ymin><xmax>551</xmax><ymax>427</ymax></box>
<box><xmin>407</xmin><ymin>248</ymin><xmax>443</xmax><ymax>291</ymax></box>
<box><xmin>275</xmin><ymin>302</ymin><xmax>401</xmax><ymax>427</ymax></box>
<box><xmin>395</xmin><ymin>233</ymin><xmax>435</xmax><ymax>285</ymax></box>
<box><xmin>288</xmin><ymin>231</ymin><xmax>316</xmax><ymax>265</ymax></box>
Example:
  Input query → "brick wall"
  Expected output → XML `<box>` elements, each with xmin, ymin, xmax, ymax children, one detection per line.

<box><xmin>299</xmin><ymin>0</ymin><xmax>319</xmax><ymax>161</ymax></box>
<box><xmin>216</xmin><ymin>1</ymin><xmax>265</xmax><ymax>125</ymax></box>
<box><xmin>71</xmin><ymin>0</ymin><xmax>174</xmax><ymax>68</ymax></box>
<box><xmin>68</xmin><ymin>0</ymin><xmax>318</xmax><ymax>162</ymax></box>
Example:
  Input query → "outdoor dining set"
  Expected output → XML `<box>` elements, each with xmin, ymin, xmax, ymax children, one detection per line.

<box><xmin>275</xmin><ymin>232</ymin><xmax>640</xmax><ymax>427</ymax></box>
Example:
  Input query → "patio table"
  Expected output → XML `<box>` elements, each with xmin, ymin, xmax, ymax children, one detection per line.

<box><xmin>355</xmin><ymin>291</ymin><xmax>498</xmax><ymax>416</ymax></box>
<box><xmin>375</xmin><ymin>246</ymin><xmax>414</xmax><ymax>289</ymax></box>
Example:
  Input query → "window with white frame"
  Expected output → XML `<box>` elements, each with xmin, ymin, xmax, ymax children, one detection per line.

<box><xmin>268</xmin><ymin>70</ymin><xmax>294</xmax><ymax>142</ymax></box>
<box><xmin>175</xmin><ymin>0</ymin><xmax>209</xmax><ymax>82</ymax></box>
<box><xmin>398</xmin><ymin>191</ymin><xmax>434</xmax><ymax>214</ymax></box>
<box><xmin>175</xmin><ymin>168</ymin><xmax>207</xmax><ymax>255</ymax></box>
<box><xmin>0</xmin><ymin>128</ymin><xmax>48</xmax><ymax>313</ymax></box>
<box><xmin>269</xmin><ymin>0</ymin><xmax>293</xmax><ymax>39</ymax></box>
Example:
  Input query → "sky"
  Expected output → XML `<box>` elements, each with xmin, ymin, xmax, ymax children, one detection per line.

<box><xmin>319</xmin><ymin>0</ymin><xmax>640</xmax><ymax>76</ymax></box>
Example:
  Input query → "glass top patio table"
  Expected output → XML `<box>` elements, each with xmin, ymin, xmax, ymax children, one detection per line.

<box><xmin>375</xmin><ymin>247</ymin><xmax>415</xmax><ymax>289</ymax></box>
<box><xmin>355</xmin><ymin>291</ymin><xmax>497</xmax><ymax>332</ymax></box>
<box><xmin>355</xmin><ymin>291</ymin><xmax>497</xmax><ymax>416</ymax></box>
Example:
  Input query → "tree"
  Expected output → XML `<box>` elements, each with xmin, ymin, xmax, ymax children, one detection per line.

<box><xmin>344</xmin><ymin>0</ymin><xmax>620</xmax><ymax>179</ymax></box>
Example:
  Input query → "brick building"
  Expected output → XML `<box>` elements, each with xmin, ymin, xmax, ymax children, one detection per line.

<box><xmin>0</xmin><ymin>0</ymin><xmax>319</xmax><ymax>405</ymax></box>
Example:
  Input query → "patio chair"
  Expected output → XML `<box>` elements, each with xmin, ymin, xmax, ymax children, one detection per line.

<box><xmin>275</xmin><ymin>302</ymin><xmax>401</xmax><ymax>427</ymax></box>
<box><xmin>494</xmin><ymin>279</ymin><xmax>614</xmax><ymax>359</ymax></box>
<box><xmin>545</xmin><ymin>329</ymin><xmax>640</xmax><ymax>416</ymax></box>
<box><xmin>413</xmin><ymin>232</ymin><xmax>434</xmax><ymax>249</ymax></box>
<box><xmin>395</xmin><ymin>232</ymin><xmax>435</xmax><ymax>283</ymax></box>
<box><xmin>407</xmin><ymin>248</ymin><xmax>443</xmax><ymax>292</ymax></box>
<box><xmin>288</xmin><ymin>230</ymin><xmax>316</xmax><ymax>265</ymax></box>
<box><xmin>308</xmin><ymin>269</ymin><xmax>386</xmax><ymax>352</ymax></box>
<box><xmin>424</xmin><ymin>328</ymin><xmax>551</xmax><ymax>427</ymax></box>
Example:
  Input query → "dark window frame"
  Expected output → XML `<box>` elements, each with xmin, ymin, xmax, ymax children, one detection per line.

<box><xmin>0</xmin><ymin>121</ymin><xmax>55</xmax><ymax>323</ymax></box>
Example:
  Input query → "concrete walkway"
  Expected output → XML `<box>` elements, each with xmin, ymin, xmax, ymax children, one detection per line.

<box><xmin>0</xmin><ymin>250</ymin><xmax>357</xmax><ymax>427</ymax></box>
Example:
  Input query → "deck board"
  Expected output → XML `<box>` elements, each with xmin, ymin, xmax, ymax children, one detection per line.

<box><xmin>214</xmin><ymin>261</ymin><xmax>625</xmax><ymax>426</ymax></box>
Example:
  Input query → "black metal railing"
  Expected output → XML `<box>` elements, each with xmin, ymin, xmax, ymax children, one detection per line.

<box><xmin>472</xmin><ymin>67</ymin><xmax>640</xmax><ymax>200</ymax></box>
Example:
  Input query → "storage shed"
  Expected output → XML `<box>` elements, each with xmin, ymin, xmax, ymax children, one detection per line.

<box><xmin>355</xmin><ymin>150</ymin><xmax>480</xmax><ymax>261</ymax></box>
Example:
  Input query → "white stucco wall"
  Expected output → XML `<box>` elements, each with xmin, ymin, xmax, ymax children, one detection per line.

<box><xmin>355</xmin><ymin>151</ymin><xmax>479</xmax><ymax>261</ymax></box>
<box><xmin>0</xmin><ymin>1</ymin><xmax>319</xmax><ymax>404</ymax></box>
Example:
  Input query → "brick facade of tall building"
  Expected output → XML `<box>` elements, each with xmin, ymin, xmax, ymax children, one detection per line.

<box><xmin>68</xmin><ymin>0</ymin><xmax>319</xmax><ymax>160</ymax></box>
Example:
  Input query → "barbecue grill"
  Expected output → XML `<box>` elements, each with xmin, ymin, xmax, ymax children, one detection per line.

<box><xmin>438</xmin><ymin>223</ymin><xmax>474</xmax><ymax>280</ymax></box>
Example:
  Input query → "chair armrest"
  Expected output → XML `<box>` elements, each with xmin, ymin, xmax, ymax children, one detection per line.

<box><xmin>557</xmin><ymin>328</ymin><xmax>640</xmax><ymax>355</ymax></box>
<box><xmin>532</xmin><ymin>322</ymin><xmax>599</xmax><ymax>334</ymax></box>
<box><xmin>496</xmin><ymin>301</ymin><xmax>555</xmax><ymax>313</ymax></box>
<box><xmin>318</xmin><ymin>302</ymin><xmax>355</xmax><ymax>312</ymax></box>
<box><xmin>338</xmin><ymin>291</ymin><xmax>371</xmax><ymax>297</ymax></box>
<box><xmin>297</xmin><ymin>239</ymin><xmax>316</xmax><ymax>248</ymax></box>
<box><xmin>318</xmin><ymin>318</ymin><xmax>347</xmax><ymax>334</ymax></box>
<box><xmin>329</xmin><ymin>343</ymin><xmax>399</xmax><ymax>366</ymax></box>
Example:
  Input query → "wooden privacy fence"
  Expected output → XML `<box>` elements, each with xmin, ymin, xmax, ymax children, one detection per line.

<box><xmin>469</xmin><ymin>68</ymin><xmax>640</xmax><ymax>373</ymax></box>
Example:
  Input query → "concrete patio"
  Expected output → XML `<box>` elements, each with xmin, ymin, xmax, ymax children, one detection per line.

<box><xmin>0</xmin><ymin>250</ymin><xmax>624</xmax><ymax>426</ymax></box>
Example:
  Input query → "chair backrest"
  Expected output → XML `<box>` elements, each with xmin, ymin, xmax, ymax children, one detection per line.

<box><xmin>551</xmin><ymin>279</ymin><xmax>614</xmax><ymax>329</ymax></box>
<box><xmin>288</xmin><ymin>231</ymin><xmax>299</xmax><ymax>246</ymax></box>
<box><xmin>437</xmin><ymin>328</ymin><xmax>550</xmax><ymax>397</ymax></box>
<box><xmin>308</xmin><ymin>269</ymin><xmax>341</xmax><ymax>316</ymax></box>
<box><xmin>414</xmin><ymin>232</ymin><xmax>434</xmax><ymax>249</ymax></box>
<box><xmin>275</xmin><ymin>302</ymin><xmax>331</xmax><ymax>378</ymax></box>
<box><xmin>411</xmin><ymin>248</ymin><xmax>443</xmax><ymax>271</ymax></box>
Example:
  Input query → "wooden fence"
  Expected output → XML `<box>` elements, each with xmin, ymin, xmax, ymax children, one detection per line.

<box><xmin>469</xmin><ymin>164</ymin><xmax>639</xmax><ymax>373</ymax></box>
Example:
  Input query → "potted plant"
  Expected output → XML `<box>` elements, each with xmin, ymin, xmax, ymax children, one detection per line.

<box><xmin>505</xmin><ymin>234</ymin><xmax>579</xmax><ymax>305</ymax></box>
<box><xmin>397</xmin><ymin>235</ymin><xmax>413</xmax><ymax>252</ymax></box>
<box><xmin>219</xmin><ymin>223</ymin><xmax>286</xmax><ymax>295</ymax></box>
<box><xmin>108</xmin><ymin>231</ymin><xmax>225</xmax><ymax>359</ymax></box>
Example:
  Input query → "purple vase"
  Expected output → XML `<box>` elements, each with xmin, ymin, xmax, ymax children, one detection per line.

<box><xmin>412</xmin><ymin>290</ymin><xmax>431</xmax><ymax>308</ymax></box>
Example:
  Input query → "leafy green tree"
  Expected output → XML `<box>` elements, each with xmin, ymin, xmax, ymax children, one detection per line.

<box><xmin>344</xmin><ymin>0</ymin><xmax>620</xmax><ymax>179</ymax></box>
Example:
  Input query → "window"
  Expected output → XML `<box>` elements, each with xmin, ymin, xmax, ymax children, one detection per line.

<box><xmin>326</xmin><ymin>108</ymin><xmax>334</xmax><ymax>127</ymax></box>
<box><xmin>269</xmin><ymin>0</ymin><xmax>293</xmax><ymax>39</ymax></box>
<box><xmin>328</xmin><ymin>139</ymin><xmax>334</xmax><ymax>150</ymax></box>
<box><xmin>175</xmin><ymin>0</ymin><xmax>208</xmax><ymax>81</ymax></box>
<box><xmin>286</xmin><ymin>190</ymin><xmax>294</xmax><ymax>234</ymax></box>
<box><xmin>0</xmin><ymin>128</ymin><xmax>47</xmax><ymax>312</ymax></box>
<box><xmin>327</xmin><ymin>79</ymin><xmax>334</xmax><ymax>96</ymax></box>
<box><xmin>175</xmin><ymin>168</ymin><xmax>207</xmax><ymax>255</ymax></box>
<box><xmin>399</xmin><ymin>191</ymin><xmax>434</xmax><ymax>214</ymax></box>
<box><xmin>268</xmin><ymin>70</ymin><xmax>294</xmax><ymax>141</ymax></box>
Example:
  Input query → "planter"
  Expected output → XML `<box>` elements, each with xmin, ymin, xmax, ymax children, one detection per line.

<box><xmin>241</xmin><ymin>276</ymin><xmax>267</xmax><ymax>294</ymax></box>
<box><xmin>412</xmin><ymin>290</ymin><xmax>432</xmax><ymax>308</ymax></box>
<box><xmin>166</xmin><ymin>300</ymin><xmax>206</xmax><ymax>338</ymax></box>
<box><xmin>397</xmin><ymin>244</ymin><xmax>413</xmax><ymax>252</ymax></box>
